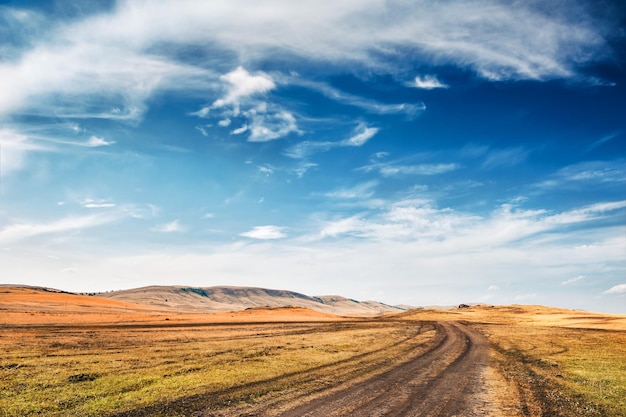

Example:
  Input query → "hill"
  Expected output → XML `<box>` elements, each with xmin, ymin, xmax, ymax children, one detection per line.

<box><xmin>0</xmin><ymin>285</ymin><xmax>343</xmax><ymax>325</ymax></box>
<box><xmin>98</xmin><ymin>285</ymin><xmax>407</xmax><ymax>315</ymax></box>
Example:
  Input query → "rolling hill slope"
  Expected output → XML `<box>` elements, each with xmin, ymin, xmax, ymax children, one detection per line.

<box><xmin>98</xmin><ymin>285</ymin><xmax>407</xmax><ymax>315</ymax></box>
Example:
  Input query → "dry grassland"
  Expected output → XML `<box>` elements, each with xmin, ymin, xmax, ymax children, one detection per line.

<box><xmin>2</xmin><ymin>288</ymin><xmax>625</xmax><ymax>416</ymax></box>
<box><xmin>0</xmin><ymin>289</ymin><xmax>434</xmax><ymax>416</ymax></box>
<box><xmin>1</xmin><ymin>321</ymin><xmax>432</xmax><ymax>416</ymax></box>
<box><xmin>398</xmin><ymin>305</ymin><xmax>626</xmax><ymax>416</ymax></box>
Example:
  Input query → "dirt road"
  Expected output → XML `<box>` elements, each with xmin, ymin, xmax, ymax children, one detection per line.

<box><xmin>277</xmin><ymin>321</ymin><xmax>489</xmax><ymax>417</ymax></box>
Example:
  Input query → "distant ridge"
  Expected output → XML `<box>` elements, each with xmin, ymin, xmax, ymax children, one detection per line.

<box><xmin>98</xmin><ymin>285</ymin><xmax>408</xmax><ymax>315</ymax></box>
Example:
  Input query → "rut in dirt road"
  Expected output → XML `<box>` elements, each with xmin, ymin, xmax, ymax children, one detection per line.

<box><xmin>277</xmin><ymin>321</ymin><xmax>489</xmax><ymax>417</ymax></box>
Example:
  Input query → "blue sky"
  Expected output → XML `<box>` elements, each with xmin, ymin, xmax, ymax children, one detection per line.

<box><xmin>1</xmin><ymin>0</ymin><xmax>625</xmax><ymax>312</ymax></box>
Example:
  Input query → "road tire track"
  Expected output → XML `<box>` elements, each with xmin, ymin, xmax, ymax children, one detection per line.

<box><xmin>277</xmin><ymin>321</ymin><xmax>488</xmax><ymax>417</ymax></box>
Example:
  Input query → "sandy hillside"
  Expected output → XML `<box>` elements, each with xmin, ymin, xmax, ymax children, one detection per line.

<box><xmin>0</xmin><ymin>285</ymin><xmax>343</xmax><ymax>325</ymax></box>
<box><xmin>98</xmin><ymin>285</ymin><xmax>405</xmax><ymax>315</ymax></box>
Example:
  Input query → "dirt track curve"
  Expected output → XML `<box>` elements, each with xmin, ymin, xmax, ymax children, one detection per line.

<box><xmin>277</xmin><ymin>321</ymin><xmax>489</xmax><ymax>417</ymax></box>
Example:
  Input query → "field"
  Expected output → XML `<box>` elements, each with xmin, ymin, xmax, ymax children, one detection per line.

<box><xmin>1</xmin><ymin>287</ymin><xmax>625</xmax><ymax>416</ymax></box>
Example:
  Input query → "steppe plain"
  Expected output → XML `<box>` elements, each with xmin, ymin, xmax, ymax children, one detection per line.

<box><xmin>1</xmin><ymin>285</ymin><xmax>625</xmax><ymax>416</ymax></box>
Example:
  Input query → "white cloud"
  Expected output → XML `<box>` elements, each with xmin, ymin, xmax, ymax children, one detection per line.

<box><xmin>482</xmin><ymin>147</ymin><xmax>529</xmax><ymax>169</ymax></box>
<box><xmin>291</xmin><ymin>162</ymin><xmax>318</xmax><ymax>178</ymax></box>
<box><xmin>80</xmin><ymin>198</ymin><xmax>116</xmax><ymax>209</ymax></box>
<box><xmin>0</xmin><ymin>0</ymin><xmax>605</xmax><ymax>122</ymax></box>
<box><xmin>194</xmin><ymin>67</ymin><xmax>299</xmax><ymax>142</ymax></box>
<box><xmin>542</xmin><ymin>161</ymin><xmax>626</xmax><ymax>187</ymax></box>
<box><xmin>195</xmin><ymin>125</ymin><xmax>209</xmax><ymax>137</ymax></box>
<box><xmin>307</xmin><ymin>198</ymin><xmax>626</xmax><ymax>251</ymax></box>
<box><xmin>318</xmin><ymin>216</ymin><xmax>366</xmax><ymax>239</ymax></box>
<box><xmin>0</xmin><ymin>128</ymin><xmax>45</xmax><ymax>173</ymax></box>
<box><xmin>0</xmin><ymin>38</ymin><xmax>210</xmax><ymax>121</ymax></box>
<box><xmin>324</xmin><ymin>181</ymin><xmax>378</xmax><ymax>199</ymax></box>
<box><xmin>292</xmin><ymin>78</ymin><xmax>426</xmax><ymax>117</ymax></box>
<box><xmin>359</xmin><ymin>155</ymin><xmax>460</xmax><ymax>177</ymax></box>
<box><xmin>151</xmin><ymin>220</ymin><xmax>186</xmax><ymax>233</ymax></box>
<box><xmin>344</xmin><ymin>124</ymin><xmax>378</xmax><ymax>146</ymax></box>
<box><xmin>604</xmin><ymin>284</ymin><xmax>626</xmax><ymax>295</ymax></box>
<box><xmin>248</xmin><ymin>111</ymin><xmax>299</xmax><ymax>142</ymax></box>
<box><xmin>0</xmin><ymin>0</ymin><xmax>611</xmax><ymax>169</ymax></box>
<box><xmin>239</xmin><ymin>225</ymin><xmax>287</xmax><ymax>240</ymax></box>
<box><xmin>284</xmin><ymin>141</ymin><xmax>332</xmax><ymax>159</ymax></box>
<box><xmin>257</xmin><ymin>164</ymin><xmax>275</xmax><ymax>175</ymax></box>
<box><xmin>211</xmin><ymin>66</ymin><xmax>275</xmax><ymax>113</ymax></box>
<box><xmin>0</xmin><ymin>214</ymin><xmax>117</xmax><ymax>244</ymax></box>
<box><xmin>548</xmin><ymin>201</ymin><xmax>626</xmax><ymax>225</ymax></box>
<box><xmin>285</xmin><ymin>122</ymin><xmax>378</xmax><ymax>158</ymax></box>
<box><xmin>3</xmin><ymin>199</ymin><xmax>624</xmax><ymax>311</ymax></box>
<box><xmin>413</xmin><ymin>75</ymin><xmax>448</xmax><ymax>89</ymax></box>
<box><xmin>561</xmin><ymin>275</ymin><xmax>584</xmax><ymax>286</ymax></box>
<box><xmin>85</xmin><ymin>135</ymin><xmax>115</xmax><ymax>147</ymax></box>
<box><xmin>231</xmin><ymin>125</ymin><xmax>248</xmax><ymax>135</ymax></box>
<box><xmin>378</xmin><ymin>163</ymin><xmax>460</xmax><ymax>177</ymax></box>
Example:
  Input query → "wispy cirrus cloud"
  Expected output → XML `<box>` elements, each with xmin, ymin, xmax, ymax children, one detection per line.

<box><xmin>537</xmin><ymin>160</ymin><xmax>626</xmax><ymax>189</ymax></box>
<box><xmin>0</xmin><ymin>214</ymin><xmax>118</xmax><ymax>244</ymax></box>
<box><xmin>240</xmin><ymin>225</ymin><xmax>287</xmax><ymax>240</ymax></box>
<box><xmin>0</xmin><ymin>40</ymin><xmax>210</xmax><ymax>121</ymax></box>
<box><xmin>323</xmin><ymin>181</ymin><xmax>378</xmax><ymax>199</ymax></box>
<box><xmin>84</xmin><ymin>135</ymin><xmax>115</xmax><ymax>147</ymax></box>
<box><xmin>561</xmin><ymin>275</ymin><xmax>584</xmax><ymax>286</ymax></box>
<box><xmin>560</xmin><ymin>161</ymin><xmax>625</xmax><ymax>183</ymax></box>
<box><xmin>547</xmin><ymin>201</ymin><xmax>626</xmax><ymax>224</ymax></box>
<box><xmin>0</xmin><ymin>0</ymin><xmax>610</xmax><ymax>122</ymax></box>
<box><xmin>481</xmin><ymin>147</ymin><xmax>529</xmax><ymax>169</ymax></box>
<box><xmin>31</xmin><ymin>195</ymin><xmax>622</xmax><ymax>309</ymax></box>
<box><xmin>309</xmin><ymin>198</ymin><xmax>626</xmax><ymax>246</ymax></box>
<box><xmin>80</xmin><ymin>198</ymin><xmax>116</xmax><ymax>209</ymax></box>
<box><xmin>379</xmin><ymin>163</ymin><xmax>460</xmax><ymax>177</ymax></box>
<box><xmin>0</xmin><ymin>0</ymin><xmax>614</xmax><ymax>176</ymax></box>
<box><xmin>359</xmin><ymin>158</ymin><xmax>460</xmax><ymax>177</ymax></box>
<box><xmin>248</xmin><ymin>111</ymin><xmax>299</xmax><ymax>142</ymax></box>
<box><xmin>285</xmin><ymin>122</ymin><xmax>378</xmax><ymax>159</ymax></box>
<box><xmin>151</xmin><ymin>220</ymin><xmax>186</xmax><ymax>233</ymax></box>
<box><xmin>0</xmin><ymin>127</ymin><xmax>47</xmax><ymax>173</ymax></box>
<box><xmin>585</xmin><ymin>132</ymin><xmax>621</xmax><ymax>152</ymax></box>
<box><xmin>291</xmin><ymin>78</ymin><xmax>426</xmax><ymax>117</ymax></box>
